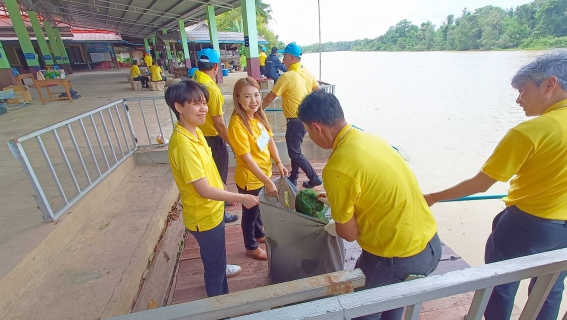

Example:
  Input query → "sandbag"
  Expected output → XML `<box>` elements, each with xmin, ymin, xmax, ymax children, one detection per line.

<box><xmin>259</xmin><ymin>177</ymin><xmax>345</xmax><ymax>283</ymax></box>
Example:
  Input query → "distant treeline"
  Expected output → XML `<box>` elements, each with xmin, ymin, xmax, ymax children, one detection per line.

<box><xmin>302</xmin><ymin>0</ymin><xmax>567</xmax><ymax>52</ymax></box>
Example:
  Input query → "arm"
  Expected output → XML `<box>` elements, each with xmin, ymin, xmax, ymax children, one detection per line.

<box><xmin>425</xmin><ymin>172</ymin><xmax>497</xmax><ymax>206</ymax></box>
<box><xmin>240</xmin><ymin>153</ymin><xmax>278</xmax><ymax>196</ymax></box>
<box><xmin>268</xmin><ymin>137</ymin><xmax>288</xmax><ymax>177</ymax></box>
<box><xmin>212</xmin><ymin>115</ymin><xmax>231</xmax><ymax>148</ymax></box>
<box><xmin>192</xmin><ymin>177</ymin><xmax>258</xmax><ymax>209</ymax></box>
<box><xmin>262</xmin><ymin>92</ymin><xmax>277</xmax><ymax>109</ymax></box>
<box><xmin>312</xmin><ymin>86</ymin><xmax>321</xmax><ymax>91</ymax></box>
<box><xmin>336</xmin><ymin>216</ymin><xmax>359</xmax><ymax>242</ymax></box>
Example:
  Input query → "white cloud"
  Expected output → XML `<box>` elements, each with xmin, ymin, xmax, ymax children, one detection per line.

<box><xmin>265</xmin><ymin>0</ymin><xmax>533</xmax><ymax>46</ymax></box>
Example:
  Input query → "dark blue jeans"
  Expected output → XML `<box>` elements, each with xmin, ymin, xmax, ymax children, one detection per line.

<box><xmin>354</xmin><ymin>233</ymin><xmax>442</xmax><ymax>320</ymax></box>
<box><xmin>188</xmin><ymin>220</ymin><xmax>228</xmax><ymax>297</ymax></box>
<box><xmin>484</xmin><ymin>206</ymin><xmax>567</xmax><ymax>320</ymax></box>
<box><xmin>237</xmin><ymin>186</ymin><xmax>265</xmax><ymax>250</ymax></box>
<box><xmin>285</xmin><ymin>119</ymin><xmax>316</xmax><ymax>180</ymax></box>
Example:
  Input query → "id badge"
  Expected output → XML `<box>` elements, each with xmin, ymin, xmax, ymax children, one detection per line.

<box><xmin>256</xmin><ymin>127</ymin><xmax>270</xmax><ymax>152</ymax></box>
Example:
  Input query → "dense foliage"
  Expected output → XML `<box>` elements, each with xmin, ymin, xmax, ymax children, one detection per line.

<box><xmin>302</xmin><ymin>0</ymin><xmax>567</xmax><ymax>53</ymax></box>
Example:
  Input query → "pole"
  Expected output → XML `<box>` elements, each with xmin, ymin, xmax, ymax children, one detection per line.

<box><xmin>318</xmin><ymin>0</ymin><xmax>322</xmax><ymax>83</ymax></box>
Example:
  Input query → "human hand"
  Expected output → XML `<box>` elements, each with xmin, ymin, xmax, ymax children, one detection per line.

<box><xmin>324</xmin><ymin>219</ymin><xmax>338</xmax><ymax>237</ymax></box>
<box><xmin>265</xmin><ymin>180</ymin><xmax>278</xmax><ymax>197</ymax></box>
<box><xmin>423</xmin><ymin>194</ymin><xmax>436</xmax><ymax>207</ymax></box>
<box><xmin>317</xmin><ymin>192</ymin><xmax>329</xmax><ymax>205</ymax></box>
<box><xmin>276</xmin><ymin>162</ymin><xmax>288</xmax><ymax>177</ymax></box>
<box><xmin>241</xmin><ymin>194</ymin><xmax>259</xmax><ymax>209</ymax></box>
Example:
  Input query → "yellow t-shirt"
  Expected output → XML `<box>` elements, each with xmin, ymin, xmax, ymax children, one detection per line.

<box><xmin>228</xmin><ymin>115</ymin><xmax>274</xmax><ymax>190</ymax></box>
<box><xmin>482</xmin><ymin>99</ymin><xmax>567</xmax><ymax>220</ymax></box>
<box><xmin>259</xmin><ymin>52</ymin><xmax>267</xmax><ymax>67</ymax></box>
<box><xmin>168</xmin><ymin>123</ymin><xmax>224</xmax><ymax>231</ymax></box>
<box><xmin>144</xmin><ymin>54</ymin><xmax>153</xmax><ymax>67</ymax></box>
<box><xmin>149</xmin><ymin>65</ymin><xmax>163</xmax><ymax>81</ymax></box>
<box><xmin>130</xmin><ymin>65</ymin><xmax>141</xmax><ymax>78</ymax></box>
<box><xmin>193</xmin><ymin>70</ymin><xmax>224</xmax><ymax>137</ymax></box>
<box><xmin>271</xmin><ymin>62</ymin><xmax>318</xmax><ymax>118</ymax></box>
<box><xmin>324</xmin><ymin>124</ymin><xmax>438</xmax><ymax>258</ymax></box>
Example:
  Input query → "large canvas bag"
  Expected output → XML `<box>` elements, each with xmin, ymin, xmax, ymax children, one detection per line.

<box><xmin>259</xmin><ymin>177</ymin><xmax>345</xmax><ymax>283</ymax></box>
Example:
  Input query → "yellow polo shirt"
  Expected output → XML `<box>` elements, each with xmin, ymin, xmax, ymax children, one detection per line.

<box><xmin>144</xmin><ymin>54</ymin><xmax>152</xmax><ymax>67</ymax></box>
<box><xmin>228</xmin><ymin>115</ymin><xmax>274</xmax><ymax>190</ymax></box>
<box><xmin>324</xmin><ymin>124</ymin><xmax>437</xmax><ymax>258</ymax></box>
<box><xmin>259</xmin><ymin>52</ymin><xmax>267</xmax><ymax>67</ymax></box>
<box><xmin>168</xmin><ymin>123</ymin><xmax>224</xmax><ymax>232</ymax></box>
<box><xmin>271</xmin><ymin>62</ymin><xmax>318</xmax><ymax>118</ymax></box>
<box><xmin>482</xmin><ymin>99</ymin><xmax>567</xmax><ymax>220</ymax></box>
<box><xmin>193</xmin><ymin>70</ymin><xmax>224</xmax><ymax>137</ymax></box>
<box><xmin>130</xmin><ymin>65</ymin><xmax>141</xmax><ymax>78</ymax></box>
<box><xmin>149</xmin><ymin>65</ymin><xmax>163</xmax><ymax>81</ymax></box>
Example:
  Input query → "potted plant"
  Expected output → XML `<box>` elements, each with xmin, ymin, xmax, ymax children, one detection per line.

<box><xmin>44</xmin><ymin>70</ymin><xmax>62</xmax><ymax>79</ymax></box>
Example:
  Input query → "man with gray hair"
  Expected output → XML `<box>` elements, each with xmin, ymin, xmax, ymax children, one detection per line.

<box><xmin>425</xmin><ymin>49</ymin><xmax>567</xmax><ymax>319</ymax></box>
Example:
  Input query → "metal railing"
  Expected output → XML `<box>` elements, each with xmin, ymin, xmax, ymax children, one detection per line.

<box><xmin>7</xmin><ymin>97</ymin><xmax>167</xmax><ymax>222</ymax></box>
<box><xmin>106</xmin><ymin>248</ymin><xmax>567</xmax><ymax>320</ymax></box>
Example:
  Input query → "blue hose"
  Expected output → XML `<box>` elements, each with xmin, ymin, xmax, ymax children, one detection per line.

<box><xmin>439</xmin><ymin>194</ymin><xmax>506</xmax><ymax>202</ymax></box>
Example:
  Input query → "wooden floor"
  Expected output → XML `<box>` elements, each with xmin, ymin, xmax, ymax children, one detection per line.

<box><xmin>169</xmin><ymin>160</ymin><xmax>477</xmax><ymax>318</ymax></box>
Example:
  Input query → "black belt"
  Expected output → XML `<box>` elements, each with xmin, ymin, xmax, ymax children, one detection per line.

<box><xmin>286</xmin><ymin>118</ymin><xmax>301</xmax><ymax>123</ymax></box>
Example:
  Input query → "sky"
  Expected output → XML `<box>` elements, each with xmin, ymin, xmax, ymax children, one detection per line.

<box><xmin>264</xmin><ymin>0</ymin><xmax>534</xmax><ymax>46</ymax></box>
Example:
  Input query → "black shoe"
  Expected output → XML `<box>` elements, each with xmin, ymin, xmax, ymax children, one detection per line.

<box><xmin>303</xmin><ymin>176</ymin><xmax>323</xmax><ymax>189</ymax></box>
<box><xmin>224</xmin><ymin>212</ymin><xmax>238</xmax><ymax>223</ymax></box>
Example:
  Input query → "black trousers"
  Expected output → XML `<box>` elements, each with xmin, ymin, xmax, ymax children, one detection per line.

<box><xmin>133</xmin><ymin>76</ymin><xmax>149</xmax><ymax>86</ymax></box>
<box><xmin>205</xmin><ymin>136</ymin><xmax>229</xmax><ymax>184</ymax></box>
<box><xmin>236</xmin><ymin>186</ymin><xmax>265</xmax><ymax>250</ymax></box>
<box><xmin>285</xmin><ymin>119</ymin><xmax>316</xmax><ymax>180</ymax></box>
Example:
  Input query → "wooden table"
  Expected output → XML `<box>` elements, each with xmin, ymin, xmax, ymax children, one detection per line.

<box><xmin>33</xmin><ymin>78</ymin><xmax>73</xmax><ymax>105</ymax></box>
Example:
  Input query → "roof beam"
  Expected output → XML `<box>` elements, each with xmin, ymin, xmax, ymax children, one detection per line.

<box><xmin>116</xmin><ymin>0</ymin><xmax>134</xmax><ymax>30</ymax></box>
<box><xmin>57</xmin><ymin>0</ymin><xmax>180</xmax><ymax>19</ymax></box>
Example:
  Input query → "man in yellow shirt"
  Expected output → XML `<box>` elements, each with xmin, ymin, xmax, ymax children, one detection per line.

<box><xmin>259</xmin><ymin>47</ymin><xmax>267</xmax><ymax>77</ymax></box>
<box><xmin>193</xmin><ymin>48</ymin><xmax>238</xmax><ymax>223</ymax></box>
<box><xmin>425</xmin><ymin>50</ymin><xmax>567</xmax><ymax>320</ymax></box>
<box><xmin>165</xmin><ymin>80</ymin><xmax>259</xmax><ymax>297</ymax></box>
<box><xmin>143</xmin><ymin>50</ymin><xmax>152</xmax><ymax>67</ymax></box>
<box><xmin>149</xmin><ymin>61</ymin><xmax>167</xmax><ymax>82</ymax></box>
<box><xmin>129</xmin><ymin>60</ymin><xmax>149</xmax><ymax>88</ymax></box>
<box><xmin>298</xmin><ymin>90</ymin><xmax>441</xmax><ymax>320</ymax></box>
<box><xmin>262</xmin><ymin>42</ymin><xmax>322</xmax><ymax>188</ymax></box>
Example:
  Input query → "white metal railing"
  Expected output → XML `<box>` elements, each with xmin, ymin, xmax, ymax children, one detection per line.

<box><xmin>105</xmin><ymin>248</ymin><xmax>567</xmax><ymax>319</ymax></box>
<box><xmin>7</xmin><ymin>97</ymin><xmax>168</xmax><ymax>221</ymax></box>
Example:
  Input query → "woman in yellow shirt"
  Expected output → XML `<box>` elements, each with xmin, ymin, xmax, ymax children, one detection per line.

<box><xmin>228</xmin><ymin>77</ymin><xmax>288</xmax><ymax>261</ymax></box>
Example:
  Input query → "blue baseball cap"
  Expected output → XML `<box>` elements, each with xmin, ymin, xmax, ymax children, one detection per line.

<box><xmin>197</xmin><ymin>48</ymin><xmax>220</xmax><ymax>63</ymax></box>
<box><xmin>278</xmin><ymin>42</ymin><xmax>302</xmax><ymax>57</ymax></box>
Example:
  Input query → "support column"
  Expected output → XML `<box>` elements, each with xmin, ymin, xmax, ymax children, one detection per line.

<box><xmin>53</xmin><ymin>28</ymin><xmax>73</xmax><ymax>74</ymax></box>
<box><xmin>111</xmin><ymin>44</ymin><xmax>119</xmax><ymax>69</ymax></box>
<box><xmin>206</xmin><ymin>5</ymin><xmax>223</xmax><ymax>83</ymax></box>
<box><xmin>144</xmin><ymin>38</ymin><xmax>150</xmax><ymax>51</ymax></box>
<box><xmin>44</xmin><ymin>22</ymin><xmax>63</xmax><ymax>66</ymax></box>
<box><xmin>163</xmin><ymin>28</ymin><xmax>173</xmax><ymax>72</ymax></box>
<box><xmin>28</xmin><ymin>11</ymin><xmax>53</xmax><ymax>66</ymax></box>
<box><xmin>151</xmin><ymin>33</ymin><xmax>160</xmax><ymax>60</ymax></box>
<box><xmin>241</xmin><ymin>0</ymin><xmax>260</xmax><ymax>79</ymax></box>
<box><xmin>0</xmin><ymin>41</ymin><xmax>17</xmax><ymax>87</ymax></box>
<box><xmin>5</xmin><ymin>0</ymin><xmax>40</xmax><ymax>77</ymax></box>
<box><xmin>178</xmin><ymin>19</ymin><xmax>191</xmax><ymax>68</ymax></box>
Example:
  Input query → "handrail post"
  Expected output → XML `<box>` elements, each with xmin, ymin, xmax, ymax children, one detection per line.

<box><xmin>8</xmin><ymin>140</ymin><xmax>54</xmax><ymax>221</ymax></box>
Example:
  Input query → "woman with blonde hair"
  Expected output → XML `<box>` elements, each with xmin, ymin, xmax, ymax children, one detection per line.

<box><xmin>228</xmin><ymin>77</ymin><xmax>288</xmax><ymax>261</ymax></box>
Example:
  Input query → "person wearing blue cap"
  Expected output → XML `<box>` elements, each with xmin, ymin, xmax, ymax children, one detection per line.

<box><xmin>259</xmin><ymin>47</ymin><xmax>268</xmax><ymax>77</ymax></box>
<box><xmin>265</xmin><ymin>47</ymin><xmax>287</xmax><ymax>82</ymax></box>
<box><xmin>261</xmin><ymin>42</ymin><xmax>322</xmax><ymax>188</ymax></box>
<box><xmin>193</xmin><ymin>48</ymin><xmax>239</xmax><ymax>224</ymax></box>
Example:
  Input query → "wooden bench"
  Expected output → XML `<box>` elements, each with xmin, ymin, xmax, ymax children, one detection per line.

<box><xmin>111</xmin><ymin>269</ymin><xmax>365</xmax><ymax>320</ymax></box>
<box><xmin>127</xmin><ymin>75</ymin><xmax>142</xmax><ymax>91</ymax></box>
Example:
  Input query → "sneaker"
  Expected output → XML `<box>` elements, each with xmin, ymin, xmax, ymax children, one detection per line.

<box><xmin>224</xmin><ymin>212</ymin><xmax>238</xmax><ymax>223</ymax></box>
<box><xmin>303</xmin><ymin>175</ymin><xmax>323</xmax><ymax>188</ymax></box>
<box><xmin>226</xmin><ymin>264</ymin><xmax>242</xmax><ymax>278</ymax></box>
<box><xmin>246</xmin><ymin>247</ymin><xmax>268</xmax><ymax>261</ymax></box>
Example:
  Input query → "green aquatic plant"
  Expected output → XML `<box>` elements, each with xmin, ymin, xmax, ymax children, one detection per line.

<box><xmin>295</xmin><ymin>188</ymin><xmax>329</xmax><ymax>222</ymax></box>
